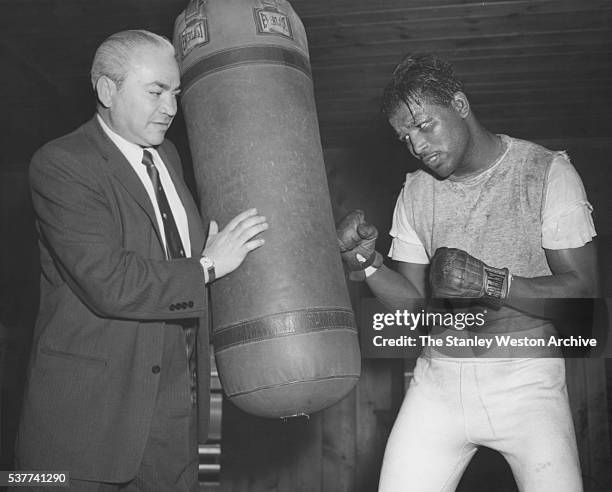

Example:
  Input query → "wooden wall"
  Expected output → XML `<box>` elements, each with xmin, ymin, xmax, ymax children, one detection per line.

<box><xmin>294</xmin><ymin>0</ymin><xmax>612</xmax><ymax>147</ymax></box>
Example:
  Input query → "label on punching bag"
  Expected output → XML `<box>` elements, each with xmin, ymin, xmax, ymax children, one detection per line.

<box><xmin>179</xmin><ymin>0</ymin><xmax>210</xmax><ymax>59</ymax></box>
<box><xmin>254</xmin><ymin>8</ymin><xmax>293</xmax><ymax>39</ymax></box>
<box><xmin>180</xmin><ymin>20</ymin><xmax>209</xmax><ymax>58</ymax></box>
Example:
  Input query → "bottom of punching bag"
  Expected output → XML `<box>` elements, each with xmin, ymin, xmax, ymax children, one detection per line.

<box><xmin>213</xmin><ymin>308</ymin><xmax>361</xmax><ymax>418</ymax></box>
<box><xmin>229</xmin><ymin>376</ymin><xmax>360</xmax><ymax>419</ymax></box>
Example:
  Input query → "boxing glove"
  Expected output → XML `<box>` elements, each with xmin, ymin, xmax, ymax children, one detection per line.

<box><xmin>430</xmin><ymin>247</ymin><xmax>510</xmax><ymax>306</ymax></box>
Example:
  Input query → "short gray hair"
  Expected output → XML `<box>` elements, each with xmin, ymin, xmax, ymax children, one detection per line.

<box><xmin>90</xmin><ymin>30</ymin><xmax>175</xmax><ymax>89</ymax></box>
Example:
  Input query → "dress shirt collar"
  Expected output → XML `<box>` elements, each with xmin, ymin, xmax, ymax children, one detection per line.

<box><xmin>96</xmin><ymin>114</ymin><xmax>153</xmax><ymax>165</ymax></box>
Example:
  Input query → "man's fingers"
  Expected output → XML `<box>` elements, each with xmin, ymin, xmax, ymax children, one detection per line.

<box><xmin>208</xmin><ymin>220</ymin><xmax>219</xmax><ymax>236</ymax></box>
<box><xmin>226</xmin><ymin>208</ymin><xmax>258</xmax><ymax>231</ymax></box>
<box><xmin>237</xmin><ymin>220</ymin><xmax>269</xmax><ymax>244</ymax></box>
<box><xmin>223</xmin><ymin>214</ymin><xmax>268</xmax><ymax>243</ymax></box>
<box><xmin>215</xmin><ymin>211</ymin><xmax>268</xmax><ymax>247</ymax></box>
<box><xmin>244</xmin><ymin>238</ymin><xmax>266</xmax><ymax>251</ymax></box>
<box><xmin>232</xmin><ymin>214</ymin><xmax>267</xmax><ymax>234</ymax></box>
<box><xmin>223</xmin><ymin>211</ymin><xmax>269</xmax><ymax>240</ymax></box>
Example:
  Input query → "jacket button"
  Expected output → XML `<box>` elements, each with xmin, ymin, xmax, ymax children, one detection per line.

<box><xmin>152</xmin><ymin>365</ymin><xmax>161</xmax><ymax>374</ymax></box>
<box><xmin>181</xmin><ymin>302</ymin><xmax>188</xmax><ymax>309</ymax></box>
<box><xmin>188</xmin><ymin>301</ymin><xmax>194</xmax><ymax>308</ymax></box>
<box><xmin>169</xmin><ymin>304</ymin><xmax>175</xmax><ymax>311</ymax></box>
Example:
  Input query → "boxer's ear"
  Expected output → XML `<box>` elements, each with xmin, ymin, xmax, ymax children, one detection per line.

<box><xmin>451</xmin><ymin>91</ymin><xmax>470</xmax><ymax>119</ymax></box>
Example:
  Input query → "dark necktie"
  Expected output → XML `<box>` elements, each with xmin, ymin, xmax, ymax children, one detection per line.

<box><xmin>141</xmin><ymin>149</ymin><xmax>185</xmax><ymax>259</ymax></box>
<box><xmin>142</xmin><ymin>149</ymin><xmax>196</xmax><ymax>402</ymax></box>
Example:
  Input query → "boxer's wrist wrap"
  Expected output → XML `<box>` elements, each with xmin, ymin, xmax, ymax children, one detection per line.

<box><xmin>348</xmin><ymin>251</ymin><xmax>383</xmax><ymax>282</ymax></box>
<box><xmin>345</xmin><ymin>247</ymin><xmax>377</xmax><ymax>271</ymax></box>
<box><xmin>337</xmin><ymin>210</ymin><xmax>379</xmax><ymax>273</ymax></box>
<box><xmin>482</xmin><ymin>264</ymin><xmax>510</xmax><ymax>306</ymax></box>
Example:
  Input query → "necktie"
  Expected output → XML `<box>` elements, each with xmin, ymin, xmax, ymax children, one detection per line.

<box><xmin>141</xmin><ymin>149</ymin><xmax>185</xmax><ymax>259</ymax></box>
<box><xmin>142</xmin><ymin>149</ymin><xmax>196</xmax><ymax>402</ymax></box>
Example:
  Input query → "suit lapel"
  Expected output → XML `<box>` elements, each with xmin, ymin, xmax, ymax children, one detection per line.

<box><xmin>82</xmin><ymin>117</ymin><xmax>166</xmax><ymax>250</ymax></box>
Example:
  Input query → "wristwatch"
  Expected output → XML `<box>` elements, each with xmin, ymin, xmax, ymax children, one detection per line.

<box><xmin>201</xmin><ymin>255</ymin><xmax>216</xmax><ymax>283</ymax></box>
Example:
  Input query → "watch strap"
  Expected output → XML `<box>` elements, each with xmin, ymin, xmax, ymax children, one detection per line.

<box><xmin>202</xmin><ymin>256</ymin><xmax>216</xmax><ymax>283</ymax></box>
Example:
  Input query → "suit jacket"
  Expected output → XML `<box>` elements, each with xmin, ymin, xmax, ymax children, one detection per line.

<box><xmin>16</xmin><ymin>117</ymin><xmax>209</xmax><ymax>482</ymax></box>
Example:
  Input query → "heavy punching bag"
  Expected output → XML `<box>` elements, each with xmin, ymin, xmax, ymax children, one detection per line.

<box><xmin>173</xmin><ymin>0</ymin><xmax>361</xmax><ymax>418</ymax></box>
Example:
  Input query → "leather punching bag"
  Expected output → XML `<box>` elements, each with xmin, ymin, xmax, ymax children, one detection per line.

<box><xmin>173</xmin><ymin>0</ymin><xmax>361</xmax><ymax>418</ymax></box>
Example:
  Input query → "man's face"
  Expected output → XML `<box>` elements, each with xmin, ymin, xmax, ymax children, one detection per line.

<box><xmin>106</xmin><ymin>47</ymin><xmax>180</xmax><ymax>147</ymax></box>
<box><xmin>388</xmin><ymin>96</ymin><xmax>470</xmax><ymax>179</ymax></box>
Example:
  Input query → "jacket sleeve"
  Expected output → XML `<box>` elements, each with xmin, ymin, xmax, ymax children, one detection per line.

<box><xmin>30</xmin><ymin>143</ymin><xmax>207</xmax><ymax>321</ymax></box>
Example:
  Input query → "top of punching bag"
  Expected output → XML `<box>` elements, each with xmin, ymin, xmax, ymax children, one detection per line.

<box><xmin>173</xmin><ymin>0</ymin><xmax>310</xmax><ymax>79</ymax></box>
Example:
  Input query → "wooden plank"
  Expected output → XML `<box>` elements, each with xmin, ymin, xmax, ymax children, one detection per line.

<box><xmin>277</xmin><ymin>414</ymin><xmax>323</xmax><ymax>492</ymax></box>
<box><xmin>310</xmin><ymin>36</ymin><xmax>612</xmax><ymax>68</ymax></box>
<box><xmin>220</xmin><ymin>400</ymin><xmax>322</xmax><ymax>492</ymax></box>
<box><xmin>311</xmin><ymin>52</ymin><xmax>611</xmax><ymax>90</ymax></box>
<box><xmin>312</xmin><ymin>88</ymin><xmax>611</xmax><ymax>114</ymax></box>
<box><xmin>322</xmin><ymin>389</ymin><xmax>357</xmax><ymax>492</ymax></box>
<box><xmin>6</xmin><ymin>1</ymin><xmax>608</xmax><ymax>44</ymax></box>
<box><xmin>312</xmin><ymin>72</ymin><xmax>612</xmax><ymax>104</ymax></box>
<box><xmin>310</xmin><ymin>29</ymin><xmax>610</xmax><ymax>68</ymax></box>
<box><xmin>304</xmin><ymin>11</ymin><xmax>611</xmax><ymax>49</ymax></box>
<box><xmin>293</xmin><ymin>0</ymin><xmax>556</xmax><ymax>18</ymax></box>
<box><xmin>584</xmin><ymin>359</ymin><xmax>612</xmax><ymax>487</ymax></box>
<box><xmin>301</xmin><ymin>0</ymin><xmax>612</xmax><ymax>28</ymax></box>
<box><xmin>356</xmin><ymin>358</ymin><xmax>404</xmax><ymax>492</ymax></box>
<box><xmin>312</xmin><ymin>78</ymin><xmax>612</xmax><ymax>107</ymax></box>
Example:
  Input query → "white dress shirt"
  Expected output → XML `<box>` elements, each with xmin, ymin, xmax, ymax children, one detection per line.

<box><xmin>97</xmin><ymin>115</ymin><xmax>192</xmax><ymax>259</ymax></box>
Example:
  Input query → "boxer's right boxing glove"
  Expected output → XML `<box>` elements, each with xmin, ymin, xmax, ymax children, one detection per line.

<box><xmin>336</xmin><ymin>210</ymin><xmax>382</xmax><ymax>281</ymax></box>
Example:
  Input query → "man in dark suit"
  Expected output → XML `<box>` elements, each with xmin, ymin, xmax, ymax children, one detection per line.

<box><xmin>16</xmin><ymin>30</ymin><xmax>268</xmax><ymax>491</ymax></box>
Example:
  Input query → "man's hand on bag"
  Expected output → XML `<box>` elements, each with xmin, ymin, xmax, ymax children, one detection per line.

<box><xmin>203</xmin><ymin>208</ymin><xmax>268</xmax><ymax>279</ymax></box>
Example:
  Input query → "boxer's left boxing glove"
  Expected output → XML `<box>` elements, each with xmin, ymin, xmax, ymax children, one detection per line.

<box><xmin>429</xmin><ymin>247</ymin><xmax>511</xmax><ymax>306</ymax></box>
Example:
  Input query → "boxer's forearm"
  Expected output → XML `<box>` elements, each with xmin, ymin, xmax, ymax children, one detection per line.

<box><xmin>506</xmin><ymin>242</ymin><xmax>599</xmax><ymax>319</ymax></box>
<box><xmin>506</xmin><ymin>271</ymin><xmax>599</xmax><ymax>319</ymax></box>
<box><xmin>366</xmin><ymin>264</ymin><xmax>426</xmax><ymax>312</ymax></box>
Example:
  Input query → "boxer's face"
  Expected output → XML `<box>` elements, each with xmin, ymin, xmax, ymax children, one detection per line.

<box><xmin>388</xmin><ymin>94</ymin><xmax>470</xmax><ymax>179</ymax></box>
<box><xmin>106</xmin><ymin>46</ymin><xmax>180</xmax><ymax>147</ymax></box>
